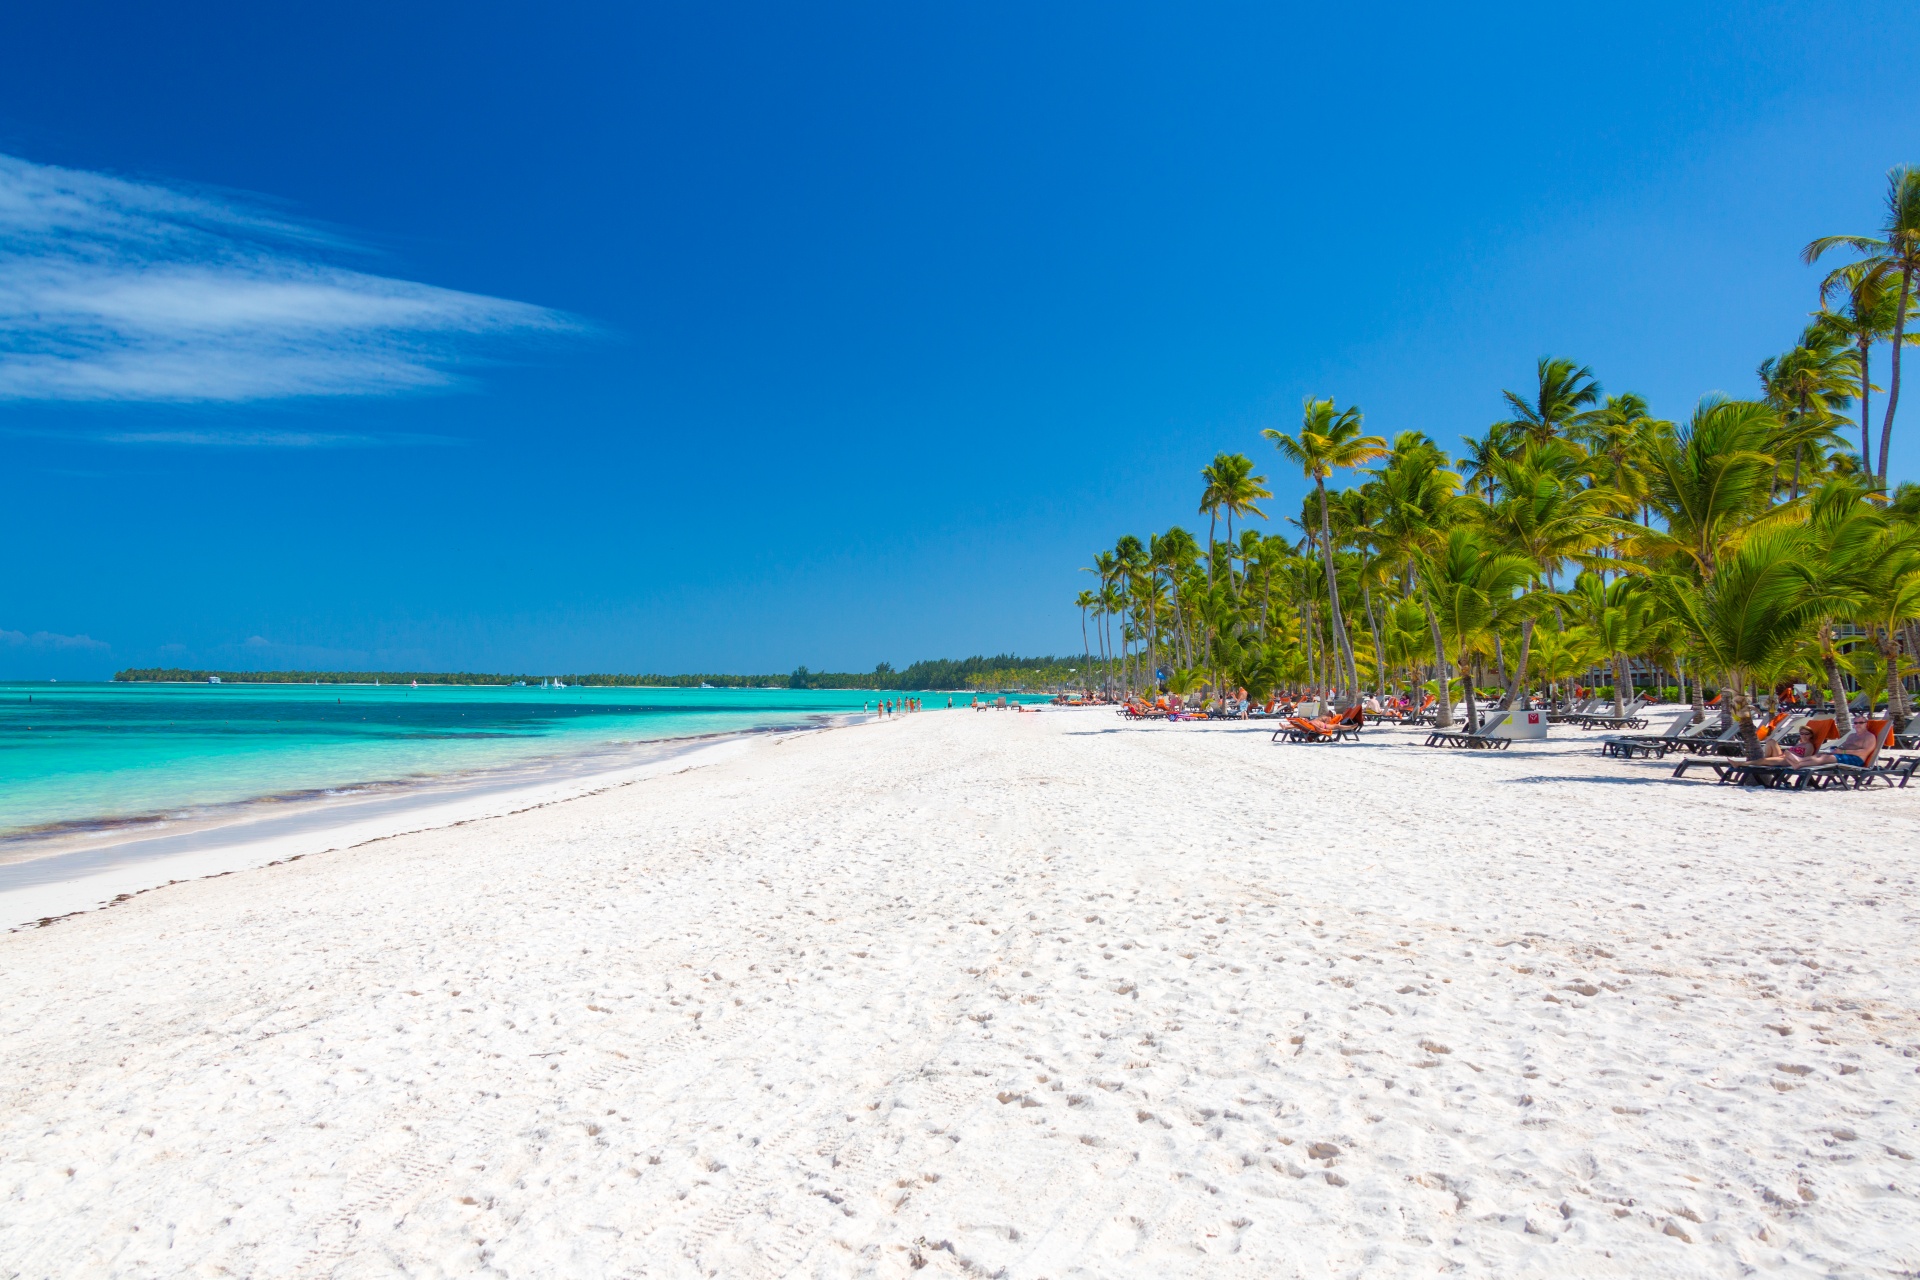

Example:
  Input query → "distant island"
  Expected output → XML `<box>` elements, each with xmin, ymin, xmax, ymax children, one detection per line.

<box><xmin>111</xmin><ymin>654</ymin><xmax>1090</xmax><ymax>692</ymax></box>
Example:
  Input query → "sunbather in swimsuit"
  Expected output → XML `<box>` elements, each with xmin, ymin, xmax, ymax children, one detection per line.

<box><xmin>1827</xmin><ymin>723</ymin><xmax>1879</xmax><ymax>767</ymax></box>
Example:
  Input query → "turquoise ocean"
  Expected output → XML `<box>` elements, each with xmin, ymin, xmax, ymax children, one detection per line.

<box><xmin>0</xmin><ymin>682</ymin><xmax>1002</xmax><ymax>843</ymax></box>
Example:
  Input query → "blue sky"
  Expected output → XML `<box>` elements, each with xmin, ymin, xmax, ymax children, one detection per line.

<box><xmin>4</xmin><ymin>1</ymin><xmax>1918</xmax><ymax>679</ymax></box>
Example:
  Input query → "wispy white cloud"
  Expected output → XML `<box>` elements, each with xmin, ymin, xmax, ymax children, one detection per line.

<box><xmin>96</xmin><ymin>428</ymin><xmax>460</xmax><ymax>448</ymax></box>
<box><xmin>1</xmin><ymin>423</ymin><xmax>461</xmax><ymax>448</ymax></box>
<box><xmin>0</xmin><ymin>153</ymin><xmax>576</xmax><ymax>402</ymax></box>
<box><xmin>0</xmin><ymin>628</ymin><xmax>109</xmax><ymax>651</ymax></box>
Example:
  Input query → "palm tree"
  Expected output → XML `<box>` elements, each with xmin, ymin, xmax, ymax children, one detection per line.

<box><xmin>1805</xmin><ymin>165</ymin><xmax>1920</xmax><ymax>483</ymax></box>
<box><xmin>1074</xmin><ymin>588</ymin><xmax>1096</xmax><ymax>687</ymax></box>
<box><xmin>1810</xmin><ymin>264</ymin><xmax>1899</xmax><ymax>472</ymax></box>
<box><xmin>1795</xmin><ymin>481</ymin><xmax>1894</xmax><ymax>733</ymax></box>
<box><xmin>1650</xmin><ymin>525</ymin><xmax>1822</xmax><ymax>759</ymax></box>
<box><xmin>1418</xmin><ymin>526</ymin><xmax>1536</xmax><ymax>732</ymax></box>
<box><xmin>1759</xmin><ymin>323</ymin><xmax>1858</xmax><ymax>499</ymax></box>
<box><xmin>1481</xmin><ymin>446</ymin><xmax>1636</xmax><ymax>709</ymax></box>
<box><xmin>1563</xmin><ymin>571</ymin><xmax>1660</xmax><ymax>718</ymax></box>
<box><xmin>1265</xmin><ymin>398</ymin><xmax>1387</xmax><ymax>703</ymax></box>
<box><xmin>1849</xmin><ymin>517</ymin><xmax>1920</xmax><ymax>732</ymax></box>
<box><xmin>1198</xmin><ymin>453</ymin><xmax>1271</xmax><ymax>589</ymax></box>
<box><xmin>1496</xmin><ymin>357</ymin><xmax>1602</xmax><ymax>448</ymax></box>
<box><xmin>1367</xmin><ymin>433</ymin><xmax>1473</xmax><ymax>725</ymax></box>
<box><xmin>1525</xmin><ymin>623</ymin><xmax>1603</xmax><ymax>709</ymax></box>
<box><xmin>1457</xmin><ymin>425</ymin><xmax>1514</xmax><ymax>502</ymax></box>
<box><xmin>1635</xmin><ymin>397</ymin><xmax>1784</xmax><ymax>582</ymax></box>
<box><xmin>1571</xmin><ymin>393</ymin><xmax>1667</xmax><ymax>516</ymax></box>
<box><xmin>1113</xmin><ymin>536</ymin><xmax>1149</xmax><ymax>694</ymax></box>
<box><xmin>1083</xmin><ymin>551</ymin><xmax>1119</xmax><ymax>693</ymax></box>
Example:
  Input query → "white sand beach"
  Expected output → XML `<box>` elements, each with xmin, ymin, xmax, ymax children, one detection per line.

<box><xmin>2</xmin><ymin>707</ymin><xmax>1917</xmax><ymax>1278</ymax></box>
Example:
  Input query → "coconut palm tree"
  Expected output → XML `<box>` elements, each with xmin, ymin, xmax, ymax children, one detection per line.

<box><xmin>1265</xmin><ymin>398</ymin><xmax>1387</xmax><ymax>703</ymax></box>
<box><xmin>1074</xmin><ymin>588</ymin><xmax>1096</xmax><ymax>685</ymax></box>
<box><xmin>1525</xmin><ymin>623</ymin><xmax>1603</xmax><ymax>709</ymax></box>
<box><xmin>1635</xmin><ymin>397</ymin><xmax>1784</xmax><ymax>583</ymax></box>
<box><xmin>1481</xmin><ymin>447</ymin><xmax>1636</xmax><ymax>709</ymax></box>
<box><xmin>1760</xmin><ymin>323</ymin><xmax>1859</xmax><ymax>499</ymax></box>
<box><xmin>1810</xmin><ymin>265</ymin><xmax>1903</xmax><ymax>473</ymax></box>
<box><xmin>1563</xmin><ymin>571</ymin><xmax>1661</xmax><ymax>718</ymax></box>
<box><xmin>1805</xmin><ymin>165</ymin><xmax>1920</xmax><ymax>484</ymax></box>
<box><xmin>1496</xmin><ymin>357</ymin><xmax>1602</xmax><ymax>449</ymax></box>
<box><xmin>1848</xmin><ymin>519</ymin><xmax>1920</xmax><ymax>732</ymax></box>
<box><xmin>1418</xmin><ymin>526</ymin><xmax>1536</xmax><ymax>732</ymax></box>
<box><xmin>1650</xmin><ymin>525</ymin><xmax>1822</xmax><ymax>759</ymax></box>
<box><xmin>1571</xmin><ymin>393</ymin><xmax>1667</xmax><ymax>516</ymax></box>
<box><xmin>1366</xmin><ymin>433</ymin><xmax>1473</xmax><ymax>725</ymax></box>
<box><xmin>1198</xmin><ymin>453</ymin><xmax>1271</xmax><ymax>589</ymax></box>
<box><xmin>1794</xmin><ymin>479</ymin><xmax>1898</xmax><ymax>733</ymax></box>
<box><xmin>1083</xmin><ymin>551</ymin><xmax>1120</xmax><ymax>692</ymax></box>
<box><xmin>1457</xmin><ymin>425</ymin><xmax>1514</xmax><ymax>502</ymax></box>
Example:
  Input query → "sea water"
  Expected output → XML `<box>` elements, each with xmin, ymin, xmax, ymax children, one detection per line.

<box><xmin>0</xmin><ymin>682</ymin><xmax>991</xmax><ymax>842</ymax></box>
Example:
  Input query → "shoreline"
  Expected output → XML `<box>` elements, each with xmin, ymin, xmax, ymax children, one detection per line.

<box><xmin>0</xmin><ymin>714</ymin><xmax>857</xmax><ymax>931</ymax></box>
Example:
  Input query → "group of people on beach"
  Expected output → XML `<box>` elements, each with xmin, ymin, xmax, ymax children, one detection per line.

<box><xmin>866</xmin><ymin>698</ymin><xmax>927</xmax><ymax>716</ymax></box>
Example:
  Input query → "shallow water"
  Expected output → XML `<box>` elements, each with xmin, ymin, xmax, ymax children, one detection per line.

<box><xmin>0</xmin><ymin>682</ymin><xmax>981</xmax><ymax>841</ymax></box>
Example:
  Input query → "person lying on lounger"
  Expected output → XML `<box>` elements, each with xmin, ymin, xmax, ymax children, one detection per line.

<box><xmin>1826</xmin><ymin>722</ymin><xmax>1881</xmax><ymax>767</ymax></box>
<box><xmin>1759</xmin><ymin>721</ymin><xmax>1877</xmax><ymax>768</ymax></box>
<box><xmin>1758</xmin><ymin>738</ymin><xmax>1823</xmax><ymax>766</ymax></box>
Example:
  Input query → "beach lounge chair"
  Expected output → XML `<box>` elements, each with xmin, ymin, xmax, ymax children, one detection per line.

<box><xmin>1272</xmin><ymin>704</ymin><xmax>1365</xmax><ymax>743</ymax></box>
<box><xmin>1601</xmin><ymin>710</ymin><xmax>1705</xmax><ymax>759</ymax></box>
<box><xmin>1547</xmin><ymin>697</ymin><xmax>1599</xmax><ymax>723</ymax></box>
<box><xmin>1423</xmin><ymin>710</ymin><xmax>1515</xmax><ymax>749</ymax></box>
<box><xmin>1391</xmin><ymin>694</ymin><xmax>1437</xmax><ymax>725</ymax></box>
<box><xmin>1801</xmin><ymin>720</ymin><xmax>1908</xmax><ymax>789</ymax></box>
<box><xmin>1659</xmin><ymin>718</ymin><xmax>1745</xmax><ymax>756</ymax></box>
<box><xmin>1666</xmin><ymin>710</ymin><xmax>1797</xmax><ymax>758</ymax></box>
<box><xmin>1565</xmin><ymin>697</ymin><xmax>1650</xmax><ymax>730</ymax></box>
<box><xmin>1674</xmin><ymin>719</ymin><xmax>1908</xmax><ymax>789</ymax></box>
<box><xmin>1670</xmin><ymin>718</ymin><xmax>1811</xmax><ymax>783</ymax></box>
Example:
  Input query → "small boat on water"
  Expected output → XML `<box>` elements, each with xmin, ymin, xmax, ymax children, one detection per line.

<box><xmin>700</xmin><ymin>682</ymin><xmax>715</xmax><ymax>689</ymax></box>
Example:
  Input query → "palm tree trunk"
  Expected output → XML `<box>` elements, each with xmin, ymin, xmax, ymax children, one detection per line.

<box><xmin>1315</xmin><ymin>479</ymin><xmax>1358</xmax><ymax>702</ymax></box>
<box><xmin>1687</xmin><ymin>657</ymin><xmax>1706</xmax><ymax>724</ymax></box>
<box><xmin>1611</xmin><ymin>652</ymin><xmax>1628</xmax><ymax>718</ymax></box>
<box><xmin>1879</xmin><ymin>626</ymin><xmax>1910</xmax><ymax>732</ymax></box>
<box><xmin>1823</xmin><ymin>641</ymin><xmax>1854</xmax><ymax>735</ymax></box>
<box><xmin>1300</xmin><ymin>601</ymin><xmax>1320</xmax><ymax>699</ymax></box>
<box><xmin>1858</xmin><ymin>333</ymin><xmax>1874</xmax><ymax>468</ymax></box>
<box><xmin>1501</xmin><ymin>616</ymin><xmax>1536</xmax><ymax>710</ymax></box>
<box><xmin>1423</xmin><ymin>596</ymin><xmax>1453</xmax><ymax>730</ymax></box>
<box><xmin>1100</xmin><ymin>606</ymin><xmax>1113</xmax><ymax>695</ymax></box>
<box><xmin>1079</xmin><ymin>607</ymin><xmax>1090</xmax><ymax>689</ymax></box>
<box><xmin>1732</xmin><ymin>679</ymin><xmax>1765</xmax><ymax>761</ymax></box>
<box><xmin>1361</xmin><ymin>582</ymin><xmax>1386</xmax><ymax>694</ymax></box>
<box><xmin>1881</xmin><ymin>265</ymin><xmax>1913</xmax><ymax>484</ymax></box>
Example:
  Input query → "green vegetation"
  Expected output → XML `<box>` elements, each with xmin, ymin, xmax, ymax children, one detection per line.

<box><xmin>1076</xmin><ymin>165</ymin><xmax>1920</xmax><ymax>749</ymax></box>
<box><xmin>111</xmin><ymin>654</ymin><xmax>1080</xmax><ymax>692</ymax></box>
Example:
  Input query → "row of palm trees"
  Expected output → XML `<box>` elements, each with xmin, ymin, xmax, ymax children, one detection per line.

<box><xmin>1076</xmin><ymin>166</ymin><xmax>1920</xmax><ymax>750</ymax></box>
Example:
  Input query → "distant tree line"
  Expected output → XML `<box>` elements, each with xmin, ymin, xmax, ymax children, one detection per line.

<box><xmin>784</xmin><ymin>655</ymin><xmax>1083</xmax><ymax>690</ymax></box>
<box><xmin>112</xmin><ymin>655</ymin><xmax>1082</xmax><ymax>691</ymax></box>
<box><xmin>113</xmin><ymin>668</ymin><xmax>543</xmax><ymax>686</ymax></box>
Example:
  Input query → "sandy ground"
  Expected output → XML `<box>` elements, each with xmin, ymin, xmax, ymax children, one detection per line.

<box><xmin>2</xmin><ymin>708</ymin><xmax>1917</xmax><ymax>1279</ymax></box>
